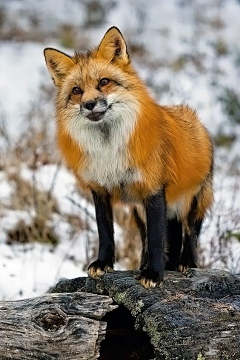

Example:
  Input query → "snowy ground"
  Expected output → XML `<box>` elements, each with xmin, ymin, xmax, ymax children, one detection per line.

<box><xmin>0</xmin><ymin>0</ymin><xmax>240</xmax><ymax>300</ymax></box>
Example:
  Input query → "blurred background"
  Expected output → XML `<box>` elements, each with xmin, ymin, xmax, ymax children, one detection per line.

<box><xmin>0</xmin><ymin>0</ymin><xmax>240</xmax><ymax>300</ymax></box>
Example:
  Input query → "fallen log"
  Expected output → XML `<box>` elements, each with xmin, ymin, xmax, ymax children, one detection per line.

<box><xmin>1</xmin><ymin>269</ymin><xmax>240</xmax><ymax>359</ymax></box>
<box><xmin>52</xmin><ymin>269</ymin><xmax>240</xmax><ymax>359</ymax></box>
<box><xmin>0</xmin><ymin>292</ymin><xmax>116</xmax><ymax>360</ymax></box>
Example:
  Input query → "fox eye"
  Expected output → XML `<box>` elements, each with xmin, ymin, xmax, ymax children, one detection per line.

<box><xmin>99</xmin><ymin>78</ymin><xmax>110</xmax><ymax>87</ymax></box>
<box><xmin>72</xmin><ymin>86</ymin><xmax>82</xmax><ymax>95</ymax></box>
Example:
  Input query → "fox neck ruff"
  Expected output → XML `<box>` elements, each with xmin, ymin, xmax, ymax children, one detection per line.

<box><xmin>66</xmin><ymin>100</ymin><xmax>142</xmax><ymax>189</ymax></box>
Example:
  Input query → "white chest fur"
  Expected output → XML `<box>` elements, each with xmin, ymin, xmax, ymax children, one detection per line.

<box><xmin>67</xmin><ymin>110</ymin><xmax>141</xmax><ymax>189</ymax></box>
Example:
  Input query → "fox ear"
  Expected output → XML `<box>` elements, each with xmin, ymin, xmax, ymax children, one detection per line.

<box><xmin>97</xmin><ymin>27</ymin><xmax>129</xmax><ymax>65</ymax></box>
<box><xmin>44</xmin><ymin>48</ymin><xmax>75</xmax><ymax>86</ymax></box>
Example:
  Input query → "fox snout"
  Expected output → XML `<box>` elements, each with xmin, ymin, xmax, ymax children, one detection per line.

<box><xmin>83</xmin><ymin>100</ymin><xmax>97</xmax><ymax>111</ymax></box>
<box><xmin>81</xmin><ymin>98</ymin><xmax>108</xmax><ymax>122</ymax></box>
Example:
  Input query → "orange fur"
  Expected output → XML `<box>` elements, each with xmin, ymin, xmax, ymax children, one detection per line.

<box><xmin>44</xmin><ymin>27</ymin><xmax>213</xmax><ymax>223</ymax></box>
<box><xmin>128</xmin><ymin>103</ymin><xmax>213</xmax><ymax>219</ymax></box>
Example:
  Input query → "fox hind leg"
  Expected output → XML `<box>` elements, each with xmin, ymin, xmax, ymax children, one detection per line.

<box><xmin>178</xmin><ymin>197</ymin><xmax>203</xmax><ymax>272</ymax></box>
<box><xmin>178</xmin><ymin>220</ymin><xmax>202</xmax><ymax>272</ymax></box>
<box><xmin>165</xmin><ymin>217</ymin><xmax>183</xmax><ymax>270</ymax></box>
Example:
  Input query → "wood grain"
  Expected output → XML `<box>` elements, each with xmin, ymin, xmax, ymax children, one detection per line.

<box><xmin>0</xmin><ymin>292</ymin><xmax>116</xmax><ymax>360</ymax></box>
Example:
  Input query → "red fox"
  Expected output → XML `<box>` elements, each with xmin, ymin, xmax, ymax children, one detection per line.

<box><xmin>44</xmin><ymin>27</ymin><xmax>213</xmax><ymax>288</ymax></box>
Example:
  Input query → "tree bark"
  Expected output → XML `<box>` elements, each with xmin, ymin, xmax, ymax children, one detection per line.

<box><xmin>0</xmin><ymin>292</ymin><xmax>116</xmax><ymax>360</ymax></box>
<box><xmin>1</xmin><ymin>269</ymin><xmax>240</xmax><ymax>359</ymax></box>
<box><xmin>53</xmin><ymin>269</ymin><xmax>240</xmax><ymax>359</ymax></box>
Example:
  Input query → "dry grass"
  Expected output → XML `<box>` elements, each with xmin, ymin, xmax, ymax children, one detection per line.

<box><xmin>7</xmin><ymin>218</ymin><xmax>58</xmax><ymax>246</ymax></box>
<box><xmin>0</xmin><ymin>82</ymin><xmax>61</xmax><ymax>247</ymax></box>
<box><xmin>3</xmin><ymin>162</ymin><xmax>60</xmax><ymax>246</ymax></box>
<box><xmin>198</xmin><ymin>176</ymin><xmax>240</xmax><ymax>272</ymax></box>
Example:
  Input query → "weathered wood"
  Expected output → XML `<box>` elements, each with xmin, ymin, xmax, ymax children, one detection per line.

<box><xmin>53</xmin><ymin>269</ymin><xmax>240</xmax><ymax>359</ymax></box>
<box><xmin>1</xmin><ymin>269</ymin><xmax>240</xmax><ymax>359</ymax></box>
<box><xmin>0</xmin><ymin>292</ymin><xmax>116</xmax><ymax>360</ymax></box>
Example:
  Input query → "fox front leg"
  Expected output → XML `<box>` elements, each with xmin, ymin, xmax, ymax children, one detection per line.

<box><xmin>88</xmin><ymin>190</ymin><xmax>115</xmax><ymax>278</ymax></box>
<box><xmin>139</xmin><ymin>189</ymin><xmax>167</xmax><ymax>289</ymax></box>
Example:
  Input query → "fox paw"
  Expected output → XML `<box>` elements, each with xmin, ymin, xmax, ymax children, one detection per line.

<box><xmin>138</xmin><ymin>269</ymin><xmax>163</xmax><ymax>289</ymax></box>
<box><xmin>88</xmin><ymin>260</ymin><xmax>114</xmax><ymax>279</ymax></box>
<box><xmin>178</xmin><ymin>261</ymin><xmax>197</xmax><ymax>273</ymax></box>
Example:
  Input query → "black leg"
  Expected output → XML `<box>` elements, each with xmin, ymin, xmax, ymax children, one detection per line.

<box><xmin>165</xmin><ymin>217</ymin><xmax>182</xmax><ymax>270</ymax></box>
<box><xmin>178</xmin><ymin>197</ymin><xmax>203</xmax><ymax>272</ymax></box>
<box><xmin>88</xmin><ymin>190</ymin><xmax>114</xmax><ymax>278</ymax></box>
<box><xmin>132</xmin><ymin>207</ymin><xmax>148</xmax><ymax>270</ymax></box>
<box><xmin>178</xmin><ymin>230</ymin><xmax>198</xmax><ymax>271</ymax></box>
<box><xmin>195</xmin><ymin>218</ymin><xmax>203</xmax><ymax>238</ymax></box>
<box><xmin>139</xmin><ymin>189</ymin><xmax>167</xmax><ymax>288</ymax></box>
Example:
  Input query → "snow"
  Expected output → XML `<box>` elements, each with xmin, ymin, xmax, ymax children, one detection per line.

<box><xmin>0</xmin><ymin>163</ymin><xmax>124</xmax><ymax>300</ymax></box>
<box><xmin>0</xmin><ymin>0</ymin><xmax>240</xmax><ymax>300</ymax></box>
<box><xmin>0</xmin><ymin>239</ymin><xmax>87</xmax><ymax>301</ymax></box>
<box><xmin>0</xmin><ymin>165</ymin><xmax>90</xmax><ymax>300</ymax></box>
<box><xmin>0</xmin><ymin>172</ymin><xmax>12</xmax><ymax>206</ymax></box>
<box><xmin>0</xmin><ymin>42</ymin><xmax>45</xmax><ymax>136</ymax></box>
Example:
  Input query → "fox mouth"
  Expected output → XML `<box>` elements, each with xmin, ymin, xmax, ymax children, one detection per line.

<box><xmin>87</xmin><ymin>110</ymin><xmax>107</xmax><ymax>122</ymax></box>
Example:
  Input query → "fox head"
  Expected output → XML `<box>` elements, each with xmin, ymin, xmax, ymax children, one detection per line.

<box><xmin>44</xmin><ymin>27</ymin><xmax>148</xmax><ymax>137</ymax></box>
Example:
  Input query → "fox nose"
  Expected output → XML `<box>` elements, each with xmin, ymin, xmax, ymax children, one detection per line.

<box><xmin>83</xmin><ymin>100</ymin><xmax>96</xmax><ymax>111</ymax></box>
